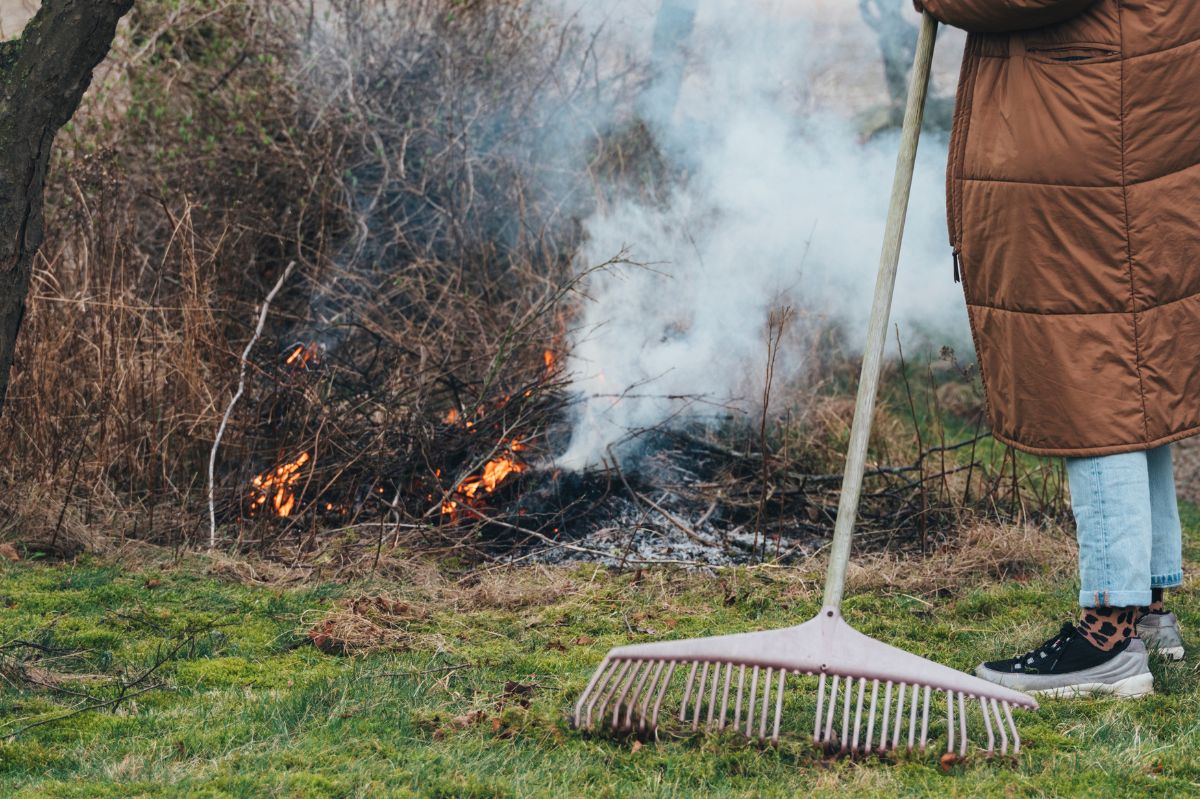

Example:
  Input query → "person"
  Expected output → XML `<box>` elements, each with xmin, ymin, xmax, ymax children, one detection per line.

<box><xmin>914</xmin><ymin>0</ymin><xmax>1198</xmax><ymax>697</ymax></box>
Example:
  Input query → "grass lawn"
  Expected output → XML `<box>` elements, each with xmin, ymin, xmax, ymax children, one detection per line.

<box><xmin>2</xmin><ymin>510</ymin><xmax>1200</xmax><ymax>798</ymax></box>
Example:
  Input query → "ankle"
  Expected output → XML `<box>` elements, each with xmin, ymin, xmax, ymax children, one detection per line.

<box><xmin>1139</xmin><ymin>586</ymin><xmax>1168</xmax><ymax>617</ymax></box>
<box><xmin>1078</xmin><ymin>606</ymin><xmax>1137</xmax><ymax>651</ymax></box>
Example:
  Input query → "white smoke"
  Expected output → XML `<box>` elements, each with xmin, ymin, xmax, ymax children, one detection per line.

<box><xmin>550</xmin><ymin>0</ymin><xmax>969</xmax><ymax>470</ymax></box>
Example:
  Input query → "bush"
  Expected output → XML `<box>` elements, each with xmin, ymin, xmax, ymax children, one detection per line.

<box><xmin>0</xmin><ymin>0</ymin><xmax>628</xmax><ymax>554</ymax></box>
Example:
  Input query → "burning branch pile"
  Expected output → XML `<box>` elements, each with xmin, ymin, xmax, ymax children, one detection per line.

<box><xmin>247</xmin><ymin>451</ymin><xmax>311</xmax><ymax>519</ymax></box>
<box><xmin>0</xmin><ymin>0</ymin><xmax>1071</xmax><ymax>571</ymax></box>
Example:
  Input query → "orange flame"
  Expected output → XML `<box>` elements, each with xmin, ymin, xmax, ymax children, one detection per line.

<box><xmin>441</xmin><ymin>438</ymin><xmax>528</xmax><ymax>516</ymax></box>
<box><xmin>248</xmin><ymin>451</ymin><xmax>311</xmax><ymax>518</ymax></box>
<box><xmin>286</xmin><ymin>342</ymin><xmax>321</xmax><ymax>370</ymax></box>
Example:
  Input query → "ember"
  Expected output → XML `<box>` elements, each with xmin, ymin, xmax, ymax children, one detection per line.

<box><xmin>248</xmin><ymin>451</ymin><xmax>311</xmax><ymax>518</ymax></box>
<box><xmin>285</xmin><ymin>341</ymin><xmax>321</xmax><ymax>370</ymax></box>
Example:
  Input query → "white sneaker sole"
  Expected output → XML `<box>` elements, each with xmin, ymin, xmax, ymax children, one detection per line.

<box><xmin>1150</xmin><ymin>645</ymin><xmax>1185</xmax><ymax>661</ymax></box>
<box><xmin>1030</xmin><ymin>672</ymin><xmax>1154</xmax><ymax>699</ymax></box>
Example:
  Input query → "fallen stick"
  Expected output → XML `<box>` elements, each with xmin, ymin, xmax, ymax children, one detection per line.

<box><xmin>208</xmin><ymin>261</ymin><xmax>296</xmax><ymax>549</ymax></box>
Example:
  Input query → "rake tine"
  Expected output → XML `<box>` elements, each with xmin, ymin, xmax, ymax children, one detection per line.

<box><xmin>692</xmin><ymin>662</ymin><xmax>710</xmax><ymax>730</ymax></box>
<box><xmin>980</xmin><ymin>695</ymin><xmax>995</xmax><ymax>754</ymax></box>
<box><xmin>706</xmin><ymin>663</ymin><xmax>721</xmax><ymax>730</ymax></box>
<box><xmin>1003</xmin><ymin>701</ymin><xmax>1021</xmax><ymax>754</ymax></box>
<box><xmin>584</xmin><ymin>659</ymin><xmax>621</xmax><ymax>730</ymax></box>
<box><xmin>946</xmin><ymin>690</ymin><xmax>955</xmax><ymax>754</ymax></box>
<box><xmin>772</xmin><ymin>669</ymin><xmax>786</xmax><ymax>743</ymax></box>
<box><xmin>679</xmin><ymin>661</ymin><xmax>700</xmax><ymax>722</ymax></box>
<box><xmin>991</xmin><ymin>698</ymin><xmax>1008</xmax><ymax>755</ymax></box>
<box><xmin>879</xmin><ymin>681</ymin><xmax>893</xmax><ymax>752</ymax></box>
<box><xmin>624</xmin><ymin>660</ymin><xmax>653</xmax><ymax>730</ymax></box>
<box><xmin>920</xmin><ymin>685</ymin><xmax>931</xmax><ymax>752</ymax></box>
<box><xmin>746</xmin><ymin>666</ymin><xmax>760</xmax><ymax>738</ymax></box>
<box><xmin>734</xmin><ymin>664</ymin><xmax>746</xmax><ymax>733</ymax></box>
<box><xmin>719</xmin><ymin>662</ymin><xmax>733</xmax><ymax>730</ymax></box>
<box><xmin>650</xmin><ymin>661</ymin><xmax>677</xmax><ymax>730</ymax></box>
<box><xmin>824</xmin><ymin>674</ymin><xmax>839</xmax><ymax>743</ymax></box>
<box><xmin>865</xmin><ymin>679</ymin><xmax>879</xmax><ymax>750</ymax></box>
<box><xmin>574</xmin><ymin>658</ymin><xmax>612</xmax><ymax>729</ymax></box>
<box><xmin>813</xmin><ymin>672</ymin><xmax>827</xmax><ymax>743</ymax></box>
<box><xmin>612</xmin><ymin>660</ymin><xmax>644</xmax><ymax>729</ymax></box>
<box><xmin>851</xmin><ymin>677</ymin><xmax>866</xmax><ymax>752</ymax></box>
<box><xmin>958</xmin><ymin>691</ymin><xmax>968</xmax><ymax>757</ymax></box>
<box><xmin>907</xmin><ymin>683</ymin><xmax>918</xmax><ymax>750</ymax></box>
<box><xmin>600</xmin><ymin>660</ymin><xmax>634</xmax><ymax>729</ymax></box>
<box><xmin>759</xmin><ymin>667</ymin><xmax>773</xmax><ymax>740</ymax></box>
<box><xmin>637</xmin><ymin>660</ymin><xmax>666</xmax><ymax>731</ymax></box>
<box><xmin>836</xmin><ymin>673</ymin><xmax>849</xmax><ymax>751</ymax></box>
<box><xmin>892</xmin><ymin>682</ymin><xmax>906</xmax><ymax>749</ymax></box>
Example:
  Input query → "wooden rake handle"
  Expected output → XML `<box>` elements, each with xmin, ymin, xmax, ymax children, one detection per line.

<box><xmin>821</xmin><ymin>12</ymin><xmax>940</xmax><ymax>611</ymax></box>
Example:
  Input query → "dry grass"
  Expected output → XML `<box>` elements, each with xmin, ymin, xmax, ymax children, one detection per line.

<box><xmin>848</xmin><ymin>519</ymin><xmax>1077</xmax><ymax>596</ymax></box>
<box><xmin>305</xmin><ymin>594</ymin><xmax>428</xmax><ymax>655</ymax></box>
<box><xmin>295</xmin><ymin>516</ymin><xmax>1077</xmax><ymax>655</ymax></box>
<box><xmin>299</xmin><ymin>564</ymin><xmax>581</xmax><ymax>655</ymax></box>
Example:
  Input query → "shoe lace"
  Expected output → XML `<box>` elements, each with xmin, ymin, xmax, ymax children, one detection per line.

<box><xmin>1013</xmin><ymin>622</ymin><xmax>1076</xmax><ymax>670</ymax></box>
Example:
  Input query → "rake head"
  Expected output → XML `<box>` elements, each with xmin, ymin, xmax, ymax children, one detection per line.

<box><xmin>573</xmin><ymin>608</ymin><xmax>1037</xmax><ymax>757</ymax></box>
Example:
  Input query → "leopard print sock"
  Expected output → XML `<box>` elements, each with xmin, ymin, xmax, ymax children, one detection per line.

<box><xmin>1078</xmin><ymin>606</ymin><xmax>1137</xmax><ymax>652</ymax></box>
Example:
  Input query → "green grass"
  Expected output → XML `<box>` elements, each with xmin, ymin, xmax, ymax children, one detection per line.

<box><xmin>1</xmin><ymin>518</ymin><xmax>1199</xmax><ymax>798</ymax></box>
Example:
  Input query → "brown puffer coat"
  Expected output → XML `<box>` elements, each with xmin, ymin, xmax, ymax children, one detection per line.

<box><xmin>920</xmin><ymin>0</ymin><xmax>1200</xmax><ymax>457</ymax></box>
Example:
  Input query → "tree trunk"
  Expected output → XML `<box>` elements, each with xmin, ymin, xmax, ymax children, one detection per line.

<box><xmin>638</xmin><ymin>0</ymin><xmax>699</xmax><ymax>131</ymax></box>
<box><xmin>856</xmin><ymin>0</ymin><xmax>953</xmax><ymax>138</ymax></box>
<box><xmin>859</xmin><ymin>0</ymin><xmax>919</xmax><ymax>108</ymax></box>
<box><xmin>0</xmin><ymin>0</ymin><xmax>134</xmax><ymax>413</ymax></box>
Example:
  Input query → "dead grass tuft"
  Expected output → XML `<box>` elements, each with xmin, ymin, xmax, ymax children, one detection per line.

<box><xmin>305</xmin><ymin>594</ymin><xmax>429</xmax><ymax>656</ymax></box>
<box><xmin>458</xmin><ymin>567</ymin><xmax>578</xmax><ymax>611</ymax></box>
<box><xmin>205</xmin><ymin>553</ymin><xmax>315</xmax><ymax>586</ymax></box>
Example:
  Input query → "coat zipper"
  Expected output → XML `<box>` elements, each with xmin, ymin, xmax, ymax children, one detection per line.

<box><xmin>1026</xmin><ymin>45</ymin><xmax>1118</xmax><ymax>62</ymax></box>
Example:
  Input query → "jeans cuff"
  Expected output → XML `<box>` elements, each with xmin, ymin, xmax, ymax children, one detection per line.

<box><xmin>1079</xmin><ymin>589</ymin><xmax>1152</xmax><ymax>608</ymax></box>
<box><xmin>1152</xmin><ymin>572</ymin><xmax>1184</xmax><ymax>589</ymax></box>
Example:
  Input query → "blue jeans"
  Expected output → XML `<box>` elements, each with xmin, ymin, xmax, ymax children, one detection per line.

<box><xmin>1066</xmin><ymin>444</ymin><xmax>1184</xmax><ymax>608</ymax></box>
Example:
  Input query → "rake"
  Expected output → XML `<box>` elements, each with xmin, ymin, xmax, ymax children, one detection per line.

<box><xmin>573</xmin><ymin>12</ymin><xmax>1038</xmax><ymax>757</ymax></box>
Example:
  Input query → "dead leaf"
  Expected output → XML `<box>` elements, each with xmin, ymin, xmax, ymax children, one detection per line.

<box><xmin>631</xmin><ymin>740</ymin><xmax>642</xmax><ymax>754</ymax></box>
<box><xmin>501</xmin><ymin>680</ymin><xmax>537</xmax><ymax>708</ymax></box>
<box><xmin>143</xmin><ymin>578</ymin><xmax>162</xmax><ymax>589</ymax></box>
<box><xmin>0</xmin><ymin>543</ymin><xmax>20</xmax><ymax>561</ymax></box>
<box><xmin>940</xmin><ymin>752</ymin><xmax>963</xmax><ymax>771</ymax></box>
<box><xmin>573</xmin><ymin>635</ymin><xmax>594</xmax><ymax>646</ymax></box>
<box><xmin>451</xmin><ymin>710</ymin><xmax>487</xmax><ymax>729</ymax></box>
<box><xmin>307</xmin><ymin>620</ymin><xmax>344</xmax><ymax>655</ymax></box>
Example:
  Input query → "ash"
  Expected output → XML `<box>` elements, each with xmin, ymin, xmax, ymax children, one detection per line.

<box><xmin>502</xmin><ymin>433</ymin><xmax>831</xmax><ymax>568</ymax></box>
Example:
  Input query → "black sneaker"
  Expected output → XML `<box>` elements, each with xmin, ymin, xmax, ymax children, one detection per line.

<box><xmin>975</xmin><ymin>622</ymin><xmax>1153</xmax><ymax>698</ymax></box>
